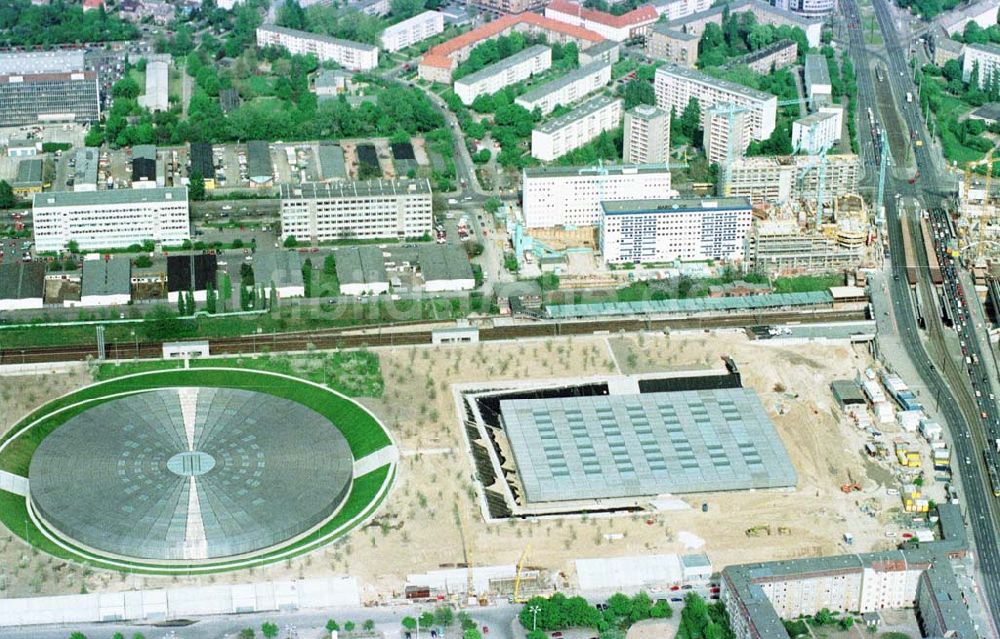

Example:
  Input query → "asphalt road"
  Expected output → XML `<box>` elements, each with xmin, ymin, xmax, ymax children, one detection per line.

<box><xmin>844</xmin><ymin>0</ymin><xmax>1000</xmax><ymax>630</ymax></box>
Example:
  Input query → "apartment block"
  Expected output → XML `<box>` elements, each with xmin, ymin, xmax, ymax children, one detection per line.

<box><xmin>724</xmin><ymin>39</ymin><xmax>797</xmax><ymax>74</ymax></box>
<box><xmin>530</xmin><ymin>95</ymin><xmax>622</xmax><ymax>161</ymax></box>
<box><xmin>704</xmin><ymin>105</ymin><xmax>750</xmax><ymax>165</ymax></box>
<box><xmin>645</xmin><ymin>23</ymin><xmax>700</xmax><ymax>67</ymax></box>
<box><xmin>578</xmin><ymin>40</ymin><xmax>621</xmax><ymax>65</ymax></box>
<box><xmin>418</xmin><ymin>13</ymin><xmax>603</xmax><ymax>83</ymax></box>
<box><xmin>454</xmin><ymin>45</ymin><xmax>551</xmax><ymax>105</ymax></box>
<box><xmin>662</xmin><ymin>0</ymin><xmax>823</xmax><ymax>48</ymax></box>
<box><xmin>792</xmin><ymin>109</ymin><xmax>841</xmax><ymax>154</ymax></box>
<box><xmin>651</xmin><ymin>0</ymin><xmax>713</xmax><ymax>21</ymax></box>
<box><xmin>32</xmin><ymin>188</ymin><xmax>190</xmax><ymax>252</ymax></box>
<box><xmin>655</xmin><ymin>64</ymin><xmax>777</xmax><ymax>144</ymax></box>
<box><xmin>721</xmin><ymin>154</ymin><xmax>860</xmax><ymax>205</ymax></box>
<box><xmin>0</xmin><ymin>51</ymin><xmax>99</xmax><ymax>127</ymax></box>
<box><xmin>600</xmin><ymin>197</ymin><xmax>752</xmax><ymax>264</ymax></box>
<box><xmin>804</xmin><ymin>53</ymin><xmax>832</xmax><ymax>107</ymax></box>
<box><xmin>544</xmin><ymin>0</ymin><xmax>658</xmax><ymax>42</ymax></box>
<box><xmin>380</xmin><ymin>10</ymin><xmax>445</xmax><ymax>52</ymax></box>
<box><xmin>515</xmin><ymin>60</ymin><xmax>611</xmax><ymax>115</ymax></box>
<box><xmin>521</xmin><ymin>164</ymin><xmax>673</xmax><ymax>227</ymax></box>
<box><xmin>256</xmin><ymin>24</ymin><xmax>378</xmax><ymax>71</ymax></box>
<box><xmin>722</xmin><ymin>505</ymin><xmax>975</xmax><ymax>639</ymax></box>
<box><xmin>963</xmin><ymin>42</ymin><xmax>1000</xmax><ymax>86</ymax></box>
<box><xmin>624</xmin><ymin>104</ymin><xmax>671</xmax><ymax>164</ymax></box>
<box><xmin>937</xmin><ymin>0</ymin><xmax>1000</xmax><ymax>34</ymax></box>
<box><xmin>279</xmin><ymin>179</ymin><xmax>433</xmax><ymax>243</ymax></box>
<box><xmin>466</xmin><ymin>0</ymin><xmax>547</xmax><ymax>16</ymax></box>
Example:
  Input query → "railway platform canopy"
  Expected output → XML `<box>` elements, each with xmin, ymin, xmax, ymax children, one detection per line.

<box><xmin>544</xmin><ymin>291</ymin><xmax>833</xmax><ymax>319</ymax></box>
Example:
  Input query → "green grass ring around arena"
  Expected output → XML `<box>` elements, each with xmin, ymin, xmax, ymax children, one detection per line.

<box><xmin>0</xmin><ymin>367</ymin><xmax>397</xmax><ymax>575</ymax></box>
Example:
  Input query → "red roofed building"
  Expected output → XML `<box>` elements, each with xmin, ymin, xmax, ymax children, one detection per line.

<box><xmin>545</xmin><ymin>0</ymin><xmax>658</xmax><ymax>42</ymax></box>
<box><xmin>82</xmin><ymin>0</ymin><xmax>104</xmax><ymax>10</ymax></box>
<box><xmin>418</xmin><ymin>13</ymin><xmax>604</xmax><ymax>83</ymax></box>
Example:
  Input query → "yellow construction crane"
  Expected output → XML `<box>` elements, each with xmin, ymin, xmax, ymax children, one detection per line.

<box><xmin>457</xmin><ymin>511</ymin><xmax>475</xmax><ymax>602</ymax></box>
<box><xmin>512</xmin><ymin>545</ymin><xmax>532</xmax><ymax>604</ymax></box>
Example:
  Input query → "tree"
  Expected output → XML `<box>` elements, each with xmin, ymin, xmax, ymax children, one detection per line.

<box><xmin>113</xmin><ymin>634</ymin><xmax>125</xmax><ymax>639</ymax></box>
<box><xmin>363</xmin><ymin>620</ymin><xmax>376</xmax><ymax>632</ymax></box>
<box><xmin>837</xmin><ymin>616</ymin><xmax>854</xmax><ymax>630</ymax></box>
<box><xmin>67</xmin><ymin>240</ymin><xmax>80</xmax><ymax>254</ymax></box>
<box><xmin>326</xmin><ymin>621</ymin><xmax>341</xmax><ymax>633</ymax></box>
<box><xmin>391</xmin><ymin>0</ymin><xmax>425</xmax><ymax>19</ymax></box>
<box><xmin>261</xmin><ymin>623</ymin><xmax>278</xmax><ymax>639</ymax></box>
<box><xmin>284</xmin><ymin>235</ymin><xmax>298</xmax><ymax>248</ymax></box>
<box><xmin>434</xmin><ymin>607</ymin><xmax>455</xmax><ymax>627</ymax></box>
<box><xmin>680</xmin><ymin>97</ymin><xmax>702</xmax><ymax>143</ymax></box>
<box><xmin>623</xmin><ymin>79</ymin><xmax>655</xmax><ymax>109</ymax></box>
<box><xmin>206</xmin><ymin>281</ymin><xmax>217</xmax><ymax>314</ymax></box>
<box><xmin>112</xmin><ymin>76</ymin><xmax>141</xmax><ymax>100</ymax></box>
<box><xmin>0</xmin><ymin>180</ymin><xmax>15</xmax><ymax>209</ymax></box>
<box><xmin>277</xmin><ymin>0</ymin><xmax>308</xmax><ymax>29</ymax></box>
<box><xmin>484</xmin><ymin>197</ymin><xmax>501</xmax><ymax>214</ymax></box>
<box><xmin>419</xmin><ymin>612</ymin><xmax>435</xmax><ymax>629</ymax></box>
<box><xmin>344</xmin><ymin>622</ymin><xmax>356</xmax><ymax>632</ymax></box>
<box><xmin>239</xmin><ymin>629</ymin><xmax>255</xmax><ymax>639</ymax></box>
<box><xmin>69</xmin><ymin>633</ymin><xmax>88</xmax><ymax>639</ymax></box>
<box><xmin>402</xmin><ymin>617</ymin><xmax>418</xmax><ymax>631</ymax></box>
<box><xmin>189</xmin><ymin>170</ymin><xmax>206</xmax><ymax>201</ymax></box>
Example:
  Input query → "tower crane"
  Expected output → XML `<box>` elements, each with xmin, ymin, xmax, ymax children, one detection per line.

<box><xmin>512</xmin><ymin>545</ymin><xmax>532</xmax><ymax>604</ymax></box>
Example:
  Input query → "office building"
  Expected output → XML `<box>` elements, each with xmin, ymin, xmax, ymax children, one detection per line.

<box><xmin>381</xmin><ymin>10</ymin><xmax>444</xmax><ymax>52</ymax></box>
<box><xmin>0</xmin><ymin>51</ymin><xmax>99</xmax><ymax>127</ymax></box>
<box><xmin>722</xmin><ymin>505</ymin><xmax>975</xmax><ymax>639</ymax></box>
<box><xmin>531</xmin><ymin>95</ymin><xmax>622</xmax><ymax>161</ymax></box>
<box><xmin>704</xmin><ymin>105</ymin><xmax>750</xmax><ymax>165</ymax></box>
<box><xmin>804</xmin><ymin>53</ymin><xmax>832</xmax><ymax>107</ymax></box>
<box><xmin>256</xmin><ymin>24</ymin><xmax>379</xmax><ymax>71</ymax></box>
<box><xmin>515</xmin><ymin>60</ymin><xmax>611</xmax><ymax>116</ymax></box>
<box><xmin>13</xmin><ymin>159</ymin><xmax>44</xmax><ymax>197</ymax></box>
<box><xmin>624</xmin><ymin>104</ymin><xmax>670</xmax><ymax>164</ymax></box>
<box><xmin>138</xmin><ymin>54</ymin><xmax>169</xmax><ymax>112</ymax></box>
<box><xmin>654</xmin><ymin>64</ymin><xmax>777</xmax><ymax>142</ymax></box>
<box><xmin>32</xmin><ymin>187</ymin><xmax>190</xmax><ymax>252</ymax></box>
<box><xmin>81</xmin><ymin>257</ymin><xmax>131</xmax><ymax>307</ymax></box>
<box><xmin>279</xmin><ymin>179</ymin><xmax>433</xmax><ymax>243</ymax></box>
<box><xmin>724</xmin><ymin>39</ymin><xmax>796</xmax><ymax>74</ymax></box>
<box><xmin>600</xmin><ymin>197</ymin><xmax>751</xmax><ymax>264</ymax></box>
<box><xmin>521</xmin><ymin>164</ymin><xmax>673</xmax><ymax>228</ymax></box>
<box><xmin>454</xmin><ymin>45</ymin><xmax>552</xmax><ymax>105</ymax></box>
<box><xmin>646</xmin><ymin>24</ymin><xmax>700</xmax><ymax>66</ymax></box>
<box><xmin>792</xmin><ymin>110</ymin><xmax>841</xmax><ymax>154</ymax></box>
<box><xmin>964</xmin><ymin>42</ymin><xmax>1000</xmax><ymax>86</ymax></box>
<box><xmin>544</xmin><ymin>0</ymin><xmax>658</xmax><ymax>42</ymax></box>
<box><xmin>721</xmin><ymin>154</ymin><xmax>860</xmax><ymax>205</ymax></box>
<box><xmin>418</xmin><ymin>13</ymin><xmax>603</xmax><ymax>83</ymax></box>
<box><xmin>788</xmin><ymin>0</ymin><xmax>836</xmax><ymax>16</ymax></box>
<box><xmin>74</xmin><ymin>147</ymin><xmax>99</xmax><ymax>192</ymax></box>
<box><xmin>189</xmin><ymin>142</ymin><xmax>216</xmax><ymax>189</ymax></box>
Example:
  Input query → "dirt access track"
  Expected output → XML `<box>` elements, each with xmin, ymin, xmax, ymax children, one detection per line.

<box><xmin>0</xmin><ymin>330</ymin><xmax>907</xmax><ymax>599</ymax></box>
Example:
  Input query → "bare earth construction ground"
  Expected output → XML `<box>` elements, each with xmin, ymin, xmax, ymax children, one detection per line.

<box><xmin>0</xmin><ymin>331</ymin><xmax>909</xmax><ymax>599</ymax></box>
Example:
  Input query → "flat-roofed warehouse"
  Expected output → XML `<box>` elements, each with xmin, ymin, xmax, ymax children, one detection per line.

<box><xmin>336</xmin><ymin>246</ymin><xmax>389</xmax><ymax>296</ymax></box>
<box><xmin>0</xmin><ymin>261</ymin><xmax>46</xmax><ymax>311</ymax></box>
<box><xmin>81</xmin><ymin>257</ymin><xmax>131</xmax><ymax>307</ymax></box>
<box><xmin>252</xmin><ymin>250</ymin><xmax>305</xmax><ymax>298</ymax></box>
<box><xmin>166</xmin><ymin>253</ymin><xmax>217</xmax><ymax>303</ymax></box>
<box><xmin>500</xmin><ymin>388</ymin><xmax>797</xmax><ymax>503</ymax></box>
<box><xmin>189</xmin><ymin>142</ymin><xmax>216</xmax><ymax>189</ymax></box>
<box><xmin>418</xmin><ymin>243</ymin><xmax>475</xmax><ymax>292</ymax></box>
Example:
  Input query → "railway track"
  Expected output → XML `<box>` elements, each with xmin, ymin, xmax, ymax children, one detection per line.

<box><xmin>0</xmin><ymin>308</ymin><xmax>868</xmax><ymax>365</ymax></box>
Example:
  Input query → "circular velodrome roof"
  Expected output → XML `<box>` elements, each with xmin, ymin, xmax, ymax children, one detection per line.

<box><xmin>28</xmin><ymin>387</ymin><xmax>354</xmax><ymax>562</ymax></box>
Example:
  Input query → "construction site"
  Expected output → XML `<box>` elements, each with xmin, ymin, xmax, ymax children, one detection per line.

<box><xmin>957</xmin><ymin>150</ymin><xmax>1000</xmax><ymax>284</ymax></box>
<box><xmin>0</xmin><ymin>329</ymin><xmax>946</xmax><ymax>603</ymax></box>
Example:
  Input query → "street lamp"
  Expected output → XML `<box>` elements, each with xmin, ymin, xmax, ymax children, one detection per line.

<box><xmin>529</xmin><ymin>606</ymin><xmax>541</xmax><ymax>631</ymax></box>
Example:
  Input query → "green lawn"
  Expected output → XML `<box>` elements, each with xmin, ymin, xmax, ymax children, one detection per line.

<box><xmin>772</xmin><ymin>274</ymin><xmax>845</xmax><ymax>293</ymax></box>
<box><xmin>95</xmin><ymin>351</ymin><xmax>384</xmax><ymax>398</ymax></box>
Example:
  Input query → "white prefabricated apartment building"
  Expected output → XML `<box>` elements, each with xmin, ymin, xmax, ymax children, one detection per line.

<box><xmin>256</xmin><ymin>24</ymin><xmax>379</xmax><ymax>71</ymax></box>
<box><xmin>32</xmin><ymin>187</ymin><xmax>190</xmax><ymax>252</ymax></box>
<box><xmin>380</xmin><ymin>10</ymin><xmax>445</xmax><ymax>52</ymax></box>
<box><xmin>531</xmin><ymin>95</ymin><xmax>623</xmax><ymax>161</ymax></box>
<box><xmin>521</xmin><ymin>164</ymin><xmax>673</xmax><ymax>228</ymax></box>
<box><xmin>454</xmin><ymin>45</ymin><xmax>552</xmax><ymax>105</ymax></box>
<box><xmin>280</xmin><ymin>179</ymin><xmax>433</xmax><ymax>243</ymax></box>
<box><xmin>515</xmin><ymin>60</ymin><xmax>611</xmax><ymax>116</ymax></box>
